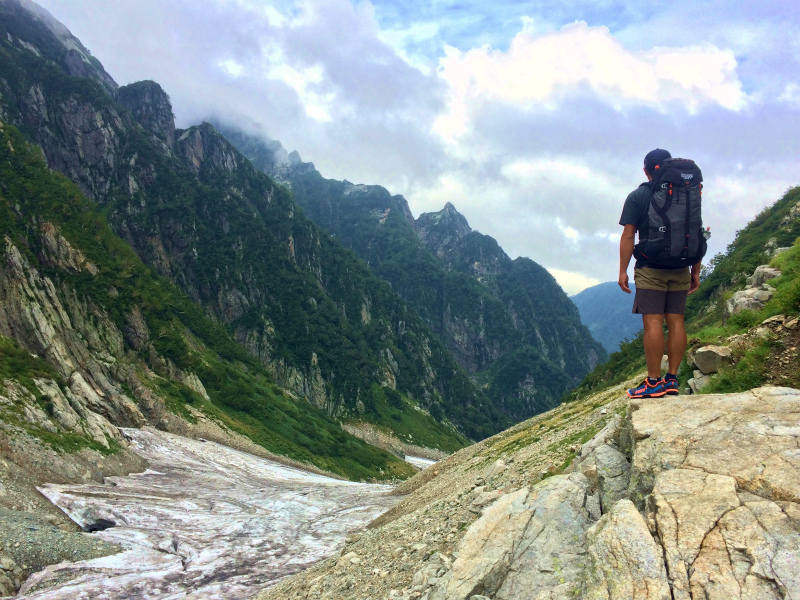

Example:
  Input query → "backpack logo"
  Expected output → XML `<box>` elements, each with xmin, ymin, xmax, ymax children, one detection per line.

<box><xmin>681</xmin><ymin>173</ymin><xmax>694</xmax><ymax>180</ymax></box>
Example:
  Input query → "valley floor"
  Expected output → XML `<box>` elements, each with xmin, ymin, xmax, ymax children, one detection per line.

<box><xmin>16</xmin><ymin>429</ymin><xmax>399</xmax><ymax>599</ymax></box>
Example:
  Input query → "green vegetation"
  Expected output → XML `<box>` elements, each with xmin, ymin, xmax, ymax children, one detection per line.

<box><xmin>0</xmin><ymin>335</ymin><xmax>64</xmax><ymax>396</ymax></box>
<box><xmin>0</xmin><ymin>121</ymin><xmax>414</xmax><ymax>480</ymax></box>
<box><xmin>356</xmin><ymin>384</ymin><xmax>467</xmax><ymax>453</ymax></box>
<box><xmin>217</xmin><ymin>124</ymin><xmax>607</xmax><ymax>424</ymax></box>
<box><xmin>687</xmin><ymin>186</ymin><xmax>800</xmax><ymax>323</ymax></box>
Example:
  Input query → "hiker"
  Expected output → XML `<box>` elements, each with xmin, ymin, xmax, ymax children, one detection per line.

<box><xmin>618</xmin><ymin>148</ymin><xmax>706</xmax><ymax>398</ymax></box>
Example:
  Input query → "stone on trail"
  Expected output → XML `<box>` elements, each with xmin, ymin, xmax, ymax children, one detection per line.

<box><xmin>483</xmin><ymin>459</ymin><xmax>507</xmax><ymax>482</ymax></box>
<box><xmin>583</xmin><ymin>499</ymin><xmax>671</xmax><ymax>600</ymax></box>
<box><xmin>690</xmin><ymin>345</ymin><xmax>732</xmax><ymax>374</ymax></box>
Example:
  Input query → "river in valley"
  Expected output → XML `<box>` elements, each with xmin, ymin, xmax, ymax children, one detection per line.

<box><xmin>20</xmin><ymin>429</ymin><xmax>402</xmax><ymax>599</ymax></box>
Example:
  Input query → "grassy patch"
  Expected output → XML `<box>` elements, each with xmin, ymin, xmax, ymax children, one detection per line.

<box><xmin>0</xmin><ymin>335</ymin><xmax>64</xmax><ymax>396</ymax></box>
<box><xmin>32</xmin><ymin>427</ymin><xmax>121</xmax><ymax>455</ymax></box>
<box><xmin>356</xmin><ymin>384</ymin><xmax>467</xmax><ymax>453</ymax></box>
<box><xmin>699</xmin><ymin>336</ymin><xmax>774</xmax><ymax>394</ymax></box>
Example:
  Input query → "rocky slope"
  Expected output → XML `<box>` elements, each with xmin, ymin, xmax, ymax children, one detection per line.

<box><xmin>0</xmin><ymin>118</ymin><xmax>417</xmax><ymax>479</ymax></box>
<box><xmin>0</xmin><ymin>0</ymin><xmax>503</xmax><ymax>449</ymax></box>
<box><xmin>257</xmin><ymin>381</ymin><xmax>800</xmax><ymax>600</ymax></box>
<box><xmin>214</xmin><ymin>123</ymin><xmax>606</xmax><ymax>421</ymax></box>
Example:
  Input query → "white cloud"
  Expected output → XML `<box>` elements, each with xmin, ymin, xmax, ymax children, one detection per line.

<box><xmin>779</xmin><ymin>83</ymin><xmax>800</xmax><ymax>107</ymax></box>
<box><xmin>434</xmin><ymin>21</ymin><xmax>747</xmax><ymax>141</ymax></box>
<box><xmin>218</xmin><ymin>59</ymin><xmax>245</xmax><ymax>78</ymax></box>
<box><xmin>548</xmin><ymin>269</ymin><xmax>601</xmax><ymax>295</ymax></box>
<box><xmin>266</xmin><ymin>62</ymin><xmax>334</xmax><ymax>122</ymax></box>
<box><xmin>34</xmin><ymin>0</ymin><xmax>800</xmax><ymax>298</ymax></box>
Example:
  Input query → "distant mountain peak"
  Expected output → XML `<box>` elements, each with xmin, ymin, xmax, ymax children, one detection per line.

<box><xmin>116</xmin><ymin>80</ymin><xmax>176</xmax><ymax>147</ymax></box>
<box><xmin>1</xmin><ymin>0</ymin><xmax>118</xmax><ymax>94</ymax></box>
<box><xmin>415</xmin><ymin>203</ymin><xmax>472</xmax><ymax>255</ymax></box>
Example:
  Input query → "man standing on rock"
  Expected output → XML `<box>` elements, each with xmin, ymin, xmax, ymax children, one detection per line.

<box><xmin>618</xmin><ymin>149</ymin><xmax>703</xmax><ymax>398</ymax></box>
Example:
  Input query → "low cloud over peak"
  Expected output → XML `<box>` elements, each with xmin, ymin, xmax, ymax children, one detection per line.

<box><xmin>35</xmin><ymin>0</ymin><xmax>800</xmax><ymax>294</ymax></box>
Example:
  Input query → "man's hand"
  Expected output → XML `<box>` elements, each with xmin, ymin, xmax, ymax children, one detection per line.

<box><xmin>619</xmin><ymin>271</ymin><xmax>631</xmax><ymax>294</ymax></box>
<box><xmin>688</xmin><ymin>272</ymin><xmax>701</xmax><ymax>295</ymax></box>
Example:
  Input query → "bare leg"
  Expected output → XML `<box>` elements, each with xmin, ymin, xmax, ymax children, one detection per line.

<box><xmin>642</xmin><ymin>314</ymin><xmax>665</xmax><ymax>379</ymax></box>
<box><xmin>664</xmin><ymin>313</ymin><xmax>687</xmax><ymax>375</ymax></box>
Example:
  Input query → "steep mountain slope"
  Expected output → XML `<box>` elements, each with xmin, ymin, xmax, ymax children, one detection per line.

<box><xmin>0</xmin><ymin>120</ymin><xmax>412</xmax><ymax>480</ymax></box>
<box><xmin>571</xmin><ymin>281</ymin><xmax>642</xmax><ymax>353</ymax></box>
<box><xmin>214</xmin><ymin>124</ymin><xmax>607</xmax><ymax>421</ymax></box>
<box><xmin>0</xmin><ymin>0</ymin><xmax>504</xmax><ymax>443</ymax></box>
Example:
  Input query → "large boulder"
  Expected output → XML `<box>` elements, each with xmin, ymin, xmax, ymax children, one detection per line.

<box><xmin>430</xmin><ymin>473</ymin><xmax>596</xmax><ymax>600</ymax></box>
<box><xmin>690</xmin><ymin>345</ymin><xmax>733</xmax><ymax>374</ymax></box>
<box><xmin>629</xmin><ymin>387</ymin><xmax>800</xmax><ymax>599</ymax></box>
<box><xmin>746</xmin><ymin>265</ymin><xmax>781</xmax><ymax>287</ymax></box>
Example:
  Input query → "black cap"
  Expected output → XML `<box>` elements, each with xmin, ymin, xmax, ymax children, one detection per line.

<box><xmin>644</xmin><ymin>148</ymin><xmax>671</xmax><ymax>175</ymax></box>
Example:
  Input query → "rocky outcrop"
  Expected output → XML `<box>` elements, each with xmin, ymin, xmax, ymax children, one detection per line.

<box><xmin>0</xmin><ymin>235</ymin><xmax>145</xmax><ymax>429</ymax></box>
<box><xmin>630</xmin><ymin>387</ymin><xmax>800</xmax><ymax>599</ymax></box>
<box><xmin>263</xmin><ymin>385</ymin><xmax>800</xmax><ymax>600</ymax></box>
<box><xmin>415</xmin><ymin>203</ymin><xmax>475</xmax><ymax>268</ymax></box>
<box><xmin>116</xmin><ymin>80</ymin><xmax>176</xmax><ymax>147</ymax></box>
<box><xmin>441</xmin><ymin>387</ymin><xmax>800</xmax><ymax>599</ymax></box>
<box><xmin>727</xmin><ymin>264</ymin><xmax>780</xmax><ymax>314</ymax></box>
<box><xmin>0</xmin><ymin>0</ymin><xmax>118</xmax><ymax>95</ymax></box>
<box><xmin>176</xmin><ymin>122</ymin><xmax>239</xmax><ymax>174</ymax></box>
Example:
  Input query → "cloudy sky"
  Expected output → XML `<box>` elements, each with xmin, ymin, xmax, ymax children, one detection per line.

<box><xmin>37</xmin><ymin>0</ymin><xmax>800</xmax><ymax>293</ymax></box>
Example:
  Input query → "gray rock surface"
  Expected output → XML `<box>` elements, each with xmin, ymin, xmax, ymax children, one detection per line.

<box><xmin>429</xmin><ymin>473</ymin><xmax>596</xmax><ymax>600</ymax></box>
<box><xmin>424</xmin><ymin>387</ymin><xmax>800</xmax><ymax>600</ymax></box>
<box><xmin>747</xmin><ymin>265</ymin><xmax>782</xmax><ymax>287</ymax></box>
<box><xmin>631</xmin><ymin>387</ymin><xmax>800</xmax><ymax>599</ymax></box>
<box><xmin>583</xmin><ymin>499</ymin><xmax>671</xmax><ymax>600</ymax></box>
<box><xmin>691</xmin><ymin>344</ymin><xmax>733</xmax><ymax>374</ymax></box>
<box><xmin>593</xmin><ymin>444</ymin><xmax>631</xmax><ymax>513</ymax></box>
<box><xmin>726</xmin><ymin>264</ymin><xmax>781</xmax><ymax>314</ymax></box>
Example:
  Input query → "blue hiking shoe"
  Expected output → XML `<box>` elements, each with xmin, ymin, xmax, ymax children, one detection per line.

<box><xmin>663</xmin><ymin>377</ymin><xmax>680</xmax><ymax>395</ymax></box>
<box><xmin>626</xmin><ymin>378</ymin><xmax>667</xmax><ymax>399</ymax></box>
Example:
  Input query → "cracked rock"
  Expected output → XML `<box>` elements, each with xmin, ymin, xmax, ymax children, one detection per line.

<box><xmin>583</xmin><ymin>499</ymin><xmax>671</xmax><ymax>600</ymax></box>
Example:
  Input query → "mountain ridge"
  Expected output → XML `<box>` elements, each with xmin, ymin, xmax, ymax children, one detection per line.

<box><xmin>571</xmin><ymin>281</ymin><xmax>642</xmax><ymax>353</ymax></box>
<box><xmin>213</xmin><ymin>122</ymin><xmax>608</xmax><ymax>422</ymax></box>
<box><xmin>0</xmin><ymin>0</ymin><xmax>508</xmax><ymax>477</ymax></box>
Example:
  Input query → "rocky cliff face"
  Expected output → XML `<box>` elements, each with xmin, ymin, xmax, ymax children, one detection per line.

<box><xmin>216</xmin><ymin>125</ymin><xmax>607</xmax><ymax>422</ymax></box>
<box><xmin>0</xmin><ymin>1</ymin><xmax>495</xmax><ymax>444</ymax></box>
<box><xmin>415</xmin><ymin>203</ymin><xmax>475</xmax><ymax>269</ymax></box>
<box><xmin>116</xmin><ymin>80</ymin><xmax>176</xmax><ymax>148</ymax></box>
<box><xmin>259</xmin><ymin>381</ymin><xmax>800</xmax><ymax>600</ymax></box>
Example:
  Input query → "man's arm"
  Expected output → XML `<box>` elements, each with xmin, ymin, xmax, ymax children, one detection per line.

<box><xmin>619</xmin><ymin>224</ymin><xmax>636</xmax><ymax>293</ymax></box>
<box><xmin>689</xmin><ymin>262</ymin><xmax>701</xmax><ymax>294</ymax></box>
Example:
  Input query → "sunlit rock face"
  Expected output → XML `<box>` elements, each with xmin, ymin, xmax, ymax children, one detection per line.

<box><xmin>24</xmin><ymin>429</ymin><xmax>398</xmax><ymax>599</ymax></box>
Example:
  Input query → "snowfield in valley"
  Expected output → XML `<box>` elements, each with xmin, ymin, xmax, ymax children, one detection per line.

<box><xmin>22</xmin><ymin>429</ymin><xmax>399</xmax><ymax>599</ymax></box>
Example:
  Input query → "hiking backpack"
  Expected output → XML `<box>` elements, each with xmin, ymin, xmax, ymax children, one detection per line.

<box><xmin>633</xmin><ymin>157</ymin><xmax>708</xmax><ymax>268</ymax></box>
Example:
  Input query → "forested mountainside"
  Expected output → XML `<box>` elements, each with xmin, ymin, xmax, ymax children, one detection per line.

<box><xmin>571</xmin><ymin>282</ymin><xmax>642</xmax><ymax>353</ymax></box>
<box><xmin>0</xmin><ymin>0</ymin><xmax>508</xmax><ymax>464</ymax></box>
<box><xmin>0</xmin><ymin>121</ymin><xmax>412</xmax><ymax>480</ymax></box>
<box><xmin>214</xmin><ymin>124</ymin><xmax>607</xmax><ymax>421</ymax></box>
